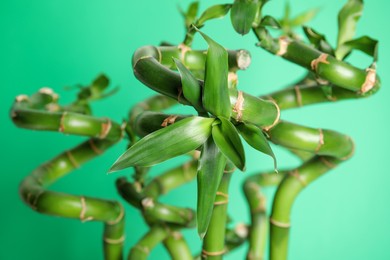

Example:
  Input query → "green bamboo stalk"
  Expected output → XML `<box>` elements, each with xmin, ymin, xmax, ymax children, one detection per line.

<box><xmin>253</xmin><ymin>30</ymin><xmax>380</xmax><ymax>96</ymax></box>
<box><xmin>267</xmin><ymin>121</ymin><xmax>354</xmax><ymax>160</ymax></box>
<box><xmin>270</xmin><ymin>156</ymin><xmax>341</xmax><ymax>260</ymax></box>
<box><xmin>19</xmin><ymin>138</ymin><xmax>125</xmax><ymax>260</ymax></box>
<box><xmin>127</xmin><ymin>225</ymin><xmax>170</xmax><ymax>260</ymax></box>
<box><xmin>262</xmin><ymin>83</ymin><xmax>373</xmax><ymax>110</ymax></box>
<box><xmin>243</xmin><ymin>173</ymin><xmax>285</xmax><ymax>260</ymax></box>
<box><xmin>142</xmin><ymin>160</ymin><xmax>198</xmax><ymax>199</ymax></box>
<box><xmin>116</xmin><ymin>177</ymin><xmax>195</xmax><ymax>228</ymax></box>
<box><xmin>11</xmin><ymin>91</ymin><xmax>123</xmax><ymax>140</ymax></box>
<box><xmin>201</xmin><ymin>172</ymin><xmax>232</xmax><ymax>260</ymax></box>
<box><xmin>163</xmin><ymin>231</ymin><xmax>193</xmax><ymax>260</ymax></box>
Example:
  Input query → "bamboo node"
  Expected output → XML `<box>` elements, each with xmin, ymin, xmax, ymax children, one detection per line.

<box><xmin>104</xmin><ymin>235</ymin><xmax>125</xmax><ymax>244</ymax></box>
<box><xmin>270</xmin><ymin>218</ymin><xmax>291</xmax><ymax>228</ymax></box>
<box><xmin>216</xmin><ymin>191</ymin><xmax>229</xmax><ymax>199</ymax></box>
<box><xmin>99</xmin><ymin>118</ymin><xmax>112</xmax><ymax>139</ymax></box>
<box><xmin>178</xmin><ymin>43</ymin><xmax>191</xmax><ymax>62</ymax></box>
<box><xmin>294</xmin><ymin>85</ymin><xmax>303</xmax><ymax>107</ymax></box>
<box><xmin>16</xmin><ymin>94</ymin><xmax>29</xmax><ymax>102</ymax></box>
<box><xmin>202</xmin><ymin>248</ymin><xmax>226</xmax><ymax>257</ymax></box>
<box><xmin>80</xmin><ymin>196</ymin><xmax>92</xmax><ymax>222</ymax></box>
<box><xmin>263</xmin><ymin>100</ymin><xmax>280</xmax><ymax>131</ymax></box>
<box><xmin>340</xmin><ymin>136</ymin><xmax>355</xmax><ymax>161</ymax></box>
<box><xmin>59</xmin><ymin>112</ymin><xmax>67</xmax><ymax>133</ymax></box>
<box><xmin>141</xmin><ymin>197</ymin><xmax>155</xmax><ymax>209</ymax></box>
<box><xmin>134</xmin><ymin>245</ymin><xmax>150</xmax><ymax>255</ymax></box>
<box><xmin>310</xmin><ymin>53</ymin><xmax>329</xmax><ymax>71</ymax></box>
<box><xmin>39</xmin><ymin>87</ymin><xmax>54</xmax><ymax>95</ymax></box>
<box><xmin>66</xmin><ymin>150</ymin><xmax>80</xmax><ymax>168</ymax></box>
<box><xmin>320</xmin><ymin>156</ymin><xmax>336</xmax><ymax>169</ymax></box>
<box><xmin>161</xmin><ymin>115</ymin><xmax>178</xmax><ymax>127</ymax></box>
<box><xmin>235</xmin><ymin>223</ymin><xmax>248</xmax><ymax>238</ymax></box>
<box><xmin>361</xmin><ymin>68</ymin><xmax>376</xmax><ymax>93</ymax></box>
<box><xmin>108</xmin><ymin>204</ymin><xmax>125</xmax><ymax>225</ymax></box>
<box><xmin>223</xmin><ymin>167</ymin><xmax>236</xmax><ymax>174</ymax></box>
<box><xmin>233</xmin><ymin>91</ymin><xmax>244</xmax><ymax>122</ymax></box>
<box><xmin>89</xmin><ymin>139</ymin><xmax>103</xmax><ymax>154</ymax></box>
<box><xmin>288</xmin><ymin>169</ymin><xmax>307</xmax><ymax>187</ymax></box>
<box><xmin>171</xmin><ymin>231</ymin><xmax>183</xmax><ymax>240</ymax></box>
<box><xmin>276</xmin><ymin>36</ymin><xmax>290</xmax><ymax>56</ymax></box>
<box><xmin>214</xmin><ymin>199</ymin><xmax>229</xmax><ymax>206</ymax></box>
<box><xmin>315</xmin><ymin>76</ymin><xmax>329</xmax><ymax>85</ymax></box>
<box><xmin>315</xmin><ymin>128</ymin><xmax>325</xmax><ymax>153</ymax></box>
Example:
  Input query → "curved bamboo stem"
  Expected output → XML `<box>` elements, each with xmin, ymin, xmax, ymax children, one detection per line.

<box><xmin>11</xmin><ymin>90</ymin><xmax>123</xmax><ymax>141</ymax></box>
<box><xmin>19</xmin><ymin>138</ymin><xmax>125</xmax><ymax>260</ymax></box>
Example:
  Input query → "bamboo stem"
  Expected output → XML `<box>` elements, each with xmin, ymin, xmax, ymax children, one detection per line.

<box><xmin>201</xmin><ymin>172</ymin><xmax>232</xmax><ymax>260</ymax></box>
<box><xmin>270</xmin><ymin>156</ymin><xmax>341</xmax><ymax>260</ymax></box>
<box><xmin>12</xmin><ymin>93</ymin><xmax>123</xmax><ymax>140</ymax></box>
<box><xmin>243</xmin><ymin>173</ymin><xmax>285</xmax><ymax>260</ymax></box>
<box><xmin>127</xmin><ymin>225</ymin><xmax>170</xmax><ymax>260</ymax></box>
<box><xmin>18</xmin><ymin>138</ymin><xmax>125</xmax><ymax>260</ymax></box>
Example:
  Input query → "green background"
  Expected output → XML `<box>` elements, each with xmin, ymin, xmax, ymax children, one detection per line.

<box><xmin>1</xmin><ymin>0</ymin><xmax>389</xmax><ymax>259</ymax></box>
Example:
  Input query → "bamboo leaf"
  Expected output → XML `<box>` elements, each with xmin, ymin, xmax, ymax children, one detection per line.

<box><xmin>236</xmin><ymin>123</ymin><xmax>277</xmax><ymax>171</ymax></box>
<box><xmin>303</xmin><ymin>26</ymin><xmax>334</xmax><ymax>55</ymax></box>
<box><xmin>260</xmin><ymin>15</ymin><xmax>281</xmax><ymax>29</ymax></box>
<box><xmin>109</xmin><ymin>117</ymin><xmax>214</xmax><ymax>172</ymax></box>
<box><xmin>197</xmin><ymin>4</ymin><xmax>232</xmax><ymax>27</ymax></box>
<box><xmin>230</xmin><ymin>0</ymin><xmax>260</xmax><ymax>35</ymax></box>
<box><xmin>343</xmin><ymin>36</ymin><xmax>378</xmax><ymax>61</ymax></box>
<box><xmin>185</xmin><ymin>2</ymin><xmax>199</xmax><ymax>28</ymax></box>
<box><xmin>289</xmin><ymin>8</ymin><xmax>319</xmax><ymax>27</ymax></box>
<box><xmin>91</xmin><ymin>74</ymin><xmax>109</xmax><ymax>92</ymax></box>
<box><xmin>212</xmin><ymin>117</ymin><xmax>245</xmax><ymax>171</ymax></box>
<box><xmin>197</xmin><ymin>137</ymin><xmax>227</xmax><ymax>239</ymax></box>
<box><xmin>197</xmin><ymin>30</ymin><xmax>231</xmax><ymax>118</ymax></box>
<box><xmin>335</xmin><ymin>0</ymin><xmax>363</xmax><ymax>60</ymax></box>
<box><xmin>173</xmin><ymin>58</ymin><xmax>204</xmax><ymax>112</ymax></box>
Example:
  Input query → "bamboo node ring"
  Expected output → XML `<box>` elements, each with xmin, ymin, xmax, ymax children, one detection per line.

<box><xmin>270</xmin><ymin>218</ymin><xmax>291</xmax><ymax>228</ymax></box>
<box><xmin>311</xmin><ymin>53</ymin><xmax>329</xmax><ymax>71</ymax></box>
<box><xmin>233</xmin><ymin>91</ymin><xmax>244</xmax><ymax>122</ymax></box>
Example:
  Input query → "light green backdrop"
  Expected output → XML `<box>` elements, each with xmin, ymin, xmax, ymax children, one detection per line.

<box><xmin>1</xmin><ymin>0</ymin><xmax>389</xmax><ymax>259</ymax></box>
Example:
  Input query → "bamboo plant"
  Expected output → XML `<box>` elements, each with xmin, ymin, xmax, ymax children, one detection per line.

<box><xmin>11</xmin><ymin>0</ymin><xmax>380</xmax><ymax>259</ymax></box>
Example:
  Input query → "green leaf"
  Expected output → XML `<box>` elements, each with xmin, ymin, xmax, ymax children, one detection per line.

<box><xmin>196</xmin><ymin>4</ymin><xmax>232</xmax><ymax>27</ymax></box>
<box><xmin>212</xmin><ymin>117</ymin><xmax>245</xmax><ymax>171</ymax></box>
<box><xmin>197</xmin><ymin>137</ymin><xmax>227</xmax><ymax>239</ymax></box>
<box><xmin>173</xmin><ymin>58</ymin><xmax>204</xmax><ymax>112</ymax></box>
<box><xmin>343</xmin><ymin>36</ymin><xmax>378</xmax><ymax>62</ymax></box>
<box><xmin>91</xmin><ymin>74</ymin><xmax>109</xmax><ymax>92</ymax></box>
<box><xmin>230</xmin><ymin>0</ymin><xmax>260</xmax><ymax>35</ymax></box>
<box><xmin>185</xmin><ymin>2</ymin><xmax>199</xmax><ymax>28</ymax></box>
<box><xmin>290</xmin><ymin>8</ymin><xmax>319</xmax><ymax>27</ymax></box>
<box><xmin>236</xmin><ymin>123</ymin><xmax>277</xmax><ymax>171</ymax></box>
<box><xmin>260</xmin><ymin>15</ymin><xmax>281</xmax><ymax>29</ymax></box>
<box><xmin>197</xmin><ymin>30</ymin><xmax>231</xmax><ymax>118</ymax></box>
<box><xmin>109</xmin><ymin>116</ymin><xmax>214</xmax><ymax>172</ymax></box>
<box><xmin>303</xmin><ymin>26</ymin><xmax>334</xmax><ymax>55</ymax></box>
<box><xmin>335</xmin><ymin>0</ymin><xmax>363</xmax><ymax>60</ymax></box>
